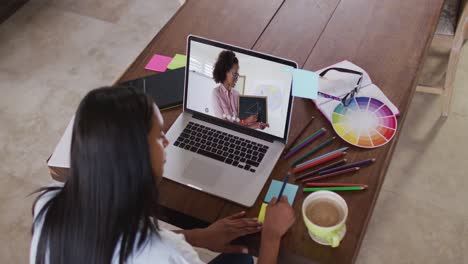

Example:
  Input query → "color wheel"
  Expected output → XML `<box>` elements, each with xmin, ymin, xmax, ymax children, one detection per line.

<box><xmin>332</xmin><ymin>97</ymin><xmax>397</xmax><ymax>148</ymax></box>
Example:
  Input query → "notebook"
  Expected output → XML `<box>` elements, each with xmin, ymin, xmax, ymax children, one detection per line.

<box><xmin>119</xmin><ymin>67</ymin><xmax>185</xmax><ymax>110</ymax></box>
<box><xmin>313</xmin><ymin>61</ymin><xmax>399</xmax><ymax>123</ymax></box>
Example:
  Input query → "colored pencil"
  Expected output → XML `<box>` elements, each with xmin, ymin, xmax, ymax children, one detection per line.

<box><xmin>295</xmin><ymin>147</ymin><xmax>348</xmax><ymax>168</ymax></box>
<box><xmin>276</xmin><ymin>174</ymin><xmax>290</xmax><ymax>204</ymax></box>
<box><xmin>303</xmin><ymin>186</ymin><xmax>366</xmax><ymax>192</ymax></box>
<box><xmin>283</xmin><ymin>116</ymin><xmax>315</xmax><ymax>154</ymax></box>
<box><xmin>288</xmin><ymin>128</ymin><xmax>325</xmax><ymax>153</ymax></box>
<box><xmin>318</xmin><ymin>158</ymin><xmax>376</xmax><ymax>175</ymax></box>
<box><xmin>289</xmin><ymin>127</ymin><xmax>322</xmax><ymax>152</ymax></box>
<box><xmin>301</xmin><ymin>167</ymin><xmax>360</xmax><ymax>183</ymax></box>
<box><xmin>293</xmin><ymin>152</ymin><xmax>346</xmax><ymax>174</ymax></box>
<box><xmin>305</xmin><ymin>183</ymin><xmax>368</xmax><ymax>188</ymax></box>
<box><xmin>291</xmin><ymin>137</ymin><xmax>336</xmax><ymax>166</ymax></box>
<box><xmin>294</xmin><ymin>159</ymin><xmax>347</xmax><ymax>182</ymax></box>
<box><xmin>284</xmin><ymin>128</ymin><xmax>326</xmax><ymax>159</ymax></box>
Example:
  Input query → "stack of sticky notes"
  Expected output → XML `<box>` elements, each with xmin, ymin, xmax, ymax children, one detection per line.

<box><xmin>258</xmin><ymin>180</ymin><xmax>299</xmax><ymax>223</ymax></box>
<box><xmin>144</xmin><ymin>53</ymin><xmax>187</xmax><ymax>72</ymax></box>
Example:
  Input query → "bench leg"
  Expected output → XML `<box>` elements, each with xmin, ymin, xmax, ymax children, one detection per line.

<box><xmin>442</xmin><ymin>49</ymin><xmax>460</xmax><ymax>116</ymax></box>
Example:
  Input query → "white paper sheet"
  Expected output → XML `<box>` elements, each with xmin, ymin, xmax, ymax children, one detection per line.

<box><xmin>47</xmin><ymin>116</ymin><xmax>74</xmax><ymax>168</ymax></box>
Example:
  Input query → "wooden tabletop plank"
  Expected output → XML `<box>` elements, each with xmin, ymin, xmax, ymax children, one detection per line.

<box><xmin>117</xmin><ymin>0</ymin><xmax>285</xmax><ymax>83</ymax></box>
<box><xmin>252</xmin><ymin>0</ymin><xmax>341</xmax><ymax>66</ymax></box>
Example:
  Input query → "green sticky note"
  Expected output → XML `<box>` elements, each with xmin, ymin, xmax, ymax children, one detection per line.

<box><xmin>264</xmin><ymin>180</ymin><xmax>298</xmax><ymax>205</ymax></box>
<box><xmin>167</xmin><ymin>54</ymin><xmax>187</xmax><ymax>69</ymax></box>
<box><xmin>258</xmin><ymin>202</ymin><xmax>268</xmax><ymax>223</ymax></box>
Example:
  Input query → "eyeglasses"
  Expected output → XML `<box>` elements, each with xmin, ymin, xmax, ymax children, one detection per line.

<box><xmin>231</xmin><ymin>71</ymin><xmax>239</xmax><ymax>80</ymax></box>
<box><xmin>318</xmin><ymin>67</ymin><xmax>364</xmax><ymax>107</ymax></box>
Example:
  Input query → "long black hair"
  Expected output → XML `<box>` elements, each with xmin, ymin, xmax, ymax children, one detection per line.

<box><xmin>32</xmin><ymin>86</ymin><xmax>160</xmax><ymax>264</ymax></box>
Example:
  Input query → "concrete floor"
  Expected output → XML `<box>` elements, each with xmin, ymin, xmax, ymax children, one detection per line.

<box><xmin>0</xmin><ymin>0</ymin><xmax>467</xmax><ymax>263</ymax></box>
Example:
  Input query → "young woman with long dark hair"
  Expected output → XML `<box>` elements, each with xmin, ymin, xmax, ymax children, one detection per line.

<box><xmin>30</xmin><ymin>87</ymin><xmax>294</xmax><ymax>264</ymax></box>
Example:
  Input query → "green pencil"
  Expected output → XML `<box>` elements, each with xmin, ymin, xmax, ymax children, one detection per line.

<box><xmin>303</xmin><ymin>186</ymin><xmax>366</xmax><ymax>192</ymax></box>
<box><xmin>289</xmin><ymin>128</ymin><xmax>325</xmax><ymax>152</ymax></box>
<box><xmin>291</xmin><ymin>137</ymin><xmax>336</xmax><ymax>166</ymax></box>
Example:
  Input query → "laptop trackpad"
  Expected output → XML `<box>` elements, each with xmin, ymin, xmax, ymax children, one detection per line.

<box><xmin>182</xmin><ymin>158</ymin><xmax>220</xmax><ymax>187</ymax></box>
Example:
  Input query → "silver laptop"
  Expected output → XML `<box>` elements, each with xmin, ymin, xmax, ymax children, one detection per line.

<box><xmin>163</xmin><ymin>35</ymin><xmax>297</xmax><ymax>207</ymax></box>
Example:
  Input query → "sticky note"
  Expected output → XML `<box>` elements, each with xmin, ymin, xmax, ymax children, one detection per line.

<box><xmin>258</xmin><ymin>202</ymin><xmax>268</xmax><ymax>223</ymax></box>
<box><xmin>167</xmin><ymin>54</ymin><xmax>187</xmax><ymax>70</ymax></box>
<box><xmin>145</xmin><ymin>54</ymin><xmax>173</xmax><ymax>72</ymax></box>
<box><xmin>264</xmin><ymin>180</ymin><xmax>299</xmax><ymax>205</ymax></box>
<box><xmin>291</xmin><ymin>69</ymin><xmax>319</xmax><ymax>100</ymax></box>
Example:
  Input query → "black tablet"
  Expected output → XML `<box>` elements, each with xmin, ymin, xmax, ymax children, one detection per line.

<box><xmin>119</xmin><ymin>67</ymin><xmax>185</xmax><ymax>110</ymax></box>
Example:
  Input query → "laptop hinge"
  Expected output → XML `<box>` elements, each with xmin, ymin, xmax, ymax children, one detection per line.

<box><xmin>192</xmin><ymin>113</ymin><xmax>276</xmax><ymax>143</ymax></box>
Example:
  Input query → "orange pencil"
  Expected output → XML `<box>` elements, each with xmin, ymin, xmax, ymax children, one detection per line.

<box><xmin>301</xmin><ymin>167</ymin><xmax>360</xmax><ymax>183</ymax></box>
<box><xmin>304</xmin><ymin>182</ymin><xmax>368</xmax><ymax>188</ymax></box>
<box><xmin>292</xmin><ymin>152</ymin><xmax>346</xmax><ymax>174</ymax></box>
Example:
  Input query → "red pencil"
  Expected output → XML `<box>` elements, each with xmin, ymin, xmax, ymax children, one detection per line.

<box><xmin>301</xmin><ymin>167</ymin><xmax>360</xmax><ymax>183</ymax></box>
<box><xmin>292</xmin><ymin>152</ymin><xmax>346</xmax><ymax>174</ymax></box>
<box><xmin>304</xmin><ymin>182</ymin><xmax>368</xmax><ymax>188</ymax></box>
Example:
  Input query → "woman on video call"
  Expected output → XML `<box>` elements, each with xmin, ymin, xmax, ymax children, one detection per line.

<box><xmin>212</xmin><ymin>50</ymin><xmax>269</xmax><ymax>130</ymax></box>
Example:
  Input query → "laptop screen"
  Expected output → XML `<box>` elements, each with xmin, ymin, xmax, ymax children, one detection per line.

<box><xmin>185</xmin><ymin>36</ymin><xmax>295</xmax><ymax>140</ymax></box>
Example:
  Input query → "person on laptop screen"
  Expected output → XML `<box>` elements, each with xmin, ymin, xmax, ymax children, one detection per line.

<box><xmin>211</xmin><ymin>50</ymin><xmax>269</xmax><ymax>130</ymax></box>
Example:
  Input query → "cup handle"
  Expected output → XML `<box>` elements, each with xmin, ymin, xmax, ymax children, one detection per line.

<box><xmin>329</xmin><ymin>234</ymin><xmax>340</xmax><ymax>248</ymax></box>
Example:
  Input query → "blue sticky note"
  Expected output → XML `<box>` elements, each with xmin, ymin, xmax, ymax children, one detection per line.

<box><xmin>264</xmin><ymin>180</ymin><xmax>299</xmax><ymax>205</ymax></box>
<box><xmin>291</xmin><ymin>69</ymin><xmax>319</xmax><ymax>99</ymax></box>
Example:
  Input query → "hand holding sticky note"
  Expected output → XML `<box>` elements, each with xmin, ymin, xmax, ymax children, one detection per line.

<box><xmin>286</xmin><ymin>67</ymin><xmax>319</xmax><ymax>100</ymax></box>
<box><xmin>258</xmin><ymin>179</ymin><xmax>299</xmax><ymax>223</ymax></box>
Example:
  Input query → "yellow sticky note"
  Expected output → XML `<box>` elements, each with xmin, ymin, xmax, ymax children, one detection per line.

<box><xmin>167</xmin><ymin>54</ymin><xmax>187</xmax><ymax>69</ymax></box>
<box><xmin>258</xmin><ymin>202</ymin><xmax>268</xmax><ymax>223</ymax></box>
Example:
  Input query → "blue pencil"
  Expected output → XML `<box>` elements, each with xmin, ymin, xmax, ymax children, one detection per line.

<box><xmin>295</xmin><ymin>147</ymin><xmax>348</xmax><ymax>168</ymax></box>
<box><xmin>276</xmin><ymin>174</ymin><xmax>290</xmax><ymax>204</ymax></box>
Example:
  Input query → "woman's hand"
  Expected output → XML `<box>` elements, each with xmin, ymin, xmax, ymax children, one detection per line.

<box><xmin>262</xmin><ymin>196</ymin><xmax>295</xmax><ymax>240</ymax></box>
<box><xmin>245</xmin><ymin>114</ymin><xmax>258</xmax><ymax>124</ymax></box>
<box><xmin>257</xmin><ymin>196</ymin><xmax>295</xmax><ymax>264</ymax></box>
<box><xmin>248</xmin><ymin>122</ymin><xmax>270</xmax><ymax>130</ymax></box>
<box><xmin>183</xmin><ymin>211</ymin><xmax>261</xmax><ymax>254</ymax></box>
<box><xmin>259</xmin><ymin>122</ymin><xmax>270</xmax><ymax>130</ymax></box>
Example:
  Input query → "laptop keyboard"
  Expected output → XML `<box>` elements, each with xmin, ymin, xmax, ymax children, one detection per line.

<box><xmin>173</xmin><ymin>122</ymin><xmax>268</xmax><ymax>173</ymax></box>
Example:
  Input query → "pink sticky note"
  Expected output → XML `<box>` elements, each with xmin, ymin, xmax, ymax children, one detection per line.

<box><xmin>144</xmin><ymin>54</ymin><xmax>173</xmax><ymax>72</ymax></box>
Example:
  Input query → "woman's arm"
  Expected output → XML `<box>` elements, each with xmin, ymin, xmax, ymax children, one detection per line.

<box><xmin>258</xmin><ymin>232</ymin><xmax>281</xmax><ymax>264</ymax></box>
<box><xmin>258</xmin><ymin>196</ymin><xmax>295</xmax><ymax>264</ymax></box>
<box><xmin>174</xmin><ymin>211</ymin><xmax>261</xmax><ymax>253</ymax></box>
<box><xmin>174</xmin><ymin>228</ymin><xmax>204</xmax><ymax>248</ymax></box>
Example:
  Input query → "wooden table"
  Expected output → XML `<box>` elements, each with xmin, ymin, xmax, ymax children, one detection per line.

<box><xmin>49</xmin><ymin>0</ymin><xmax>444</xmax><ymax>263</ymax></box>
